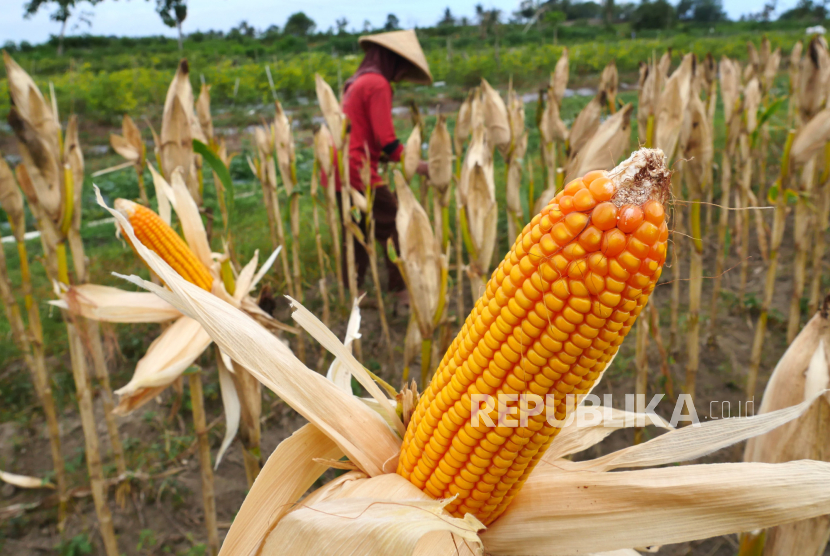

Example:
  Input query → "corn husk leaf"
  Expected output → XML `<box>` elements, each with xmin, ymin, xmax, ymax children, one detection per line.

<box><xmin>315</xmin><ymin>73</ymin><xmax>345</xmax><ymax>150</ymax></box>
<box><xmin>480</xmin><ymin>79</ymin><xmax>510</xmax><ymax>149</ymax></box>
<box><xmin>403</xmin><ymin>124</ymin><xmax>422</xmax><ymax>183</ymax></box>
<box><xmin>790</xmin><ymin>107</ymin><xmax>830</xmax><ymax>165</ymax></box>
<box><xmin>396</xmin><ymin>170</ymin><xmax>443</xmax><ymax>336</ymax></box>
<box><xmin>763</xmin><ymin>47</ymin><xmax>782</xmax><ymax>92</ymax></box>
<box><xmin>506</xmin><ymin>84</ymin><xmax>525</xmax><ymax>152</ymax></box>
<box><xmin>570</xmin><ymin>103</ymin><xmax>633</xmax><ymax>179</ymax></box>
<box><xmin>101</xmin><ymin>186</ymin><xmax>401</xmax><ymax>475</ymax></box>
<box><xmin>64</xmin><ymin>115</ymin><xmax>84</xmax><ymax>232</ymax></box>
<box><xmin>218</xmin><ymin>424</ymin><xmax>343</xmax><ymax>556</ymax></box>
<box><xmin>454</xmin><ymin>90</ymin><xmax>474</xmax><ymax>153</ymax></box>
<box><xmin>147</xmin><ymin>163</ymin><xmax>173</xmax><ymax>225</ymax></box>
<box><xmin>113</xmin><ymin>315</ymin><xmax>212</xmax><ymax>414</ymax></box>
<box><xmin>4</xmin><ymin>52</ymin><xmax>62</xmax><ymax>222</ymax></box>
<box><xmin>720</xmin><ymin>57</ymin><xmax>741</xmax><ymax>126</ymax></box>
<box><xmin>0</xmin><ymin>157</ymin><xmax>25</xmax><ymax>241</ymax></box>
<box><xmin>742</xmin><ymin>304</ymin><xmax>830</xmax><ymax>556</ymax></box>
<box><xmin>110</xmin><ymin>115</ymin><xmax>143</xmax><ymax>164</ymax></box>
<box><xmin>259</xmin><ymin>473</ymin><xmax>483</xmax><ymax>556</ymax></box>
<box><xmin>544</xmin><ymin>405</ymin><xmax>673</xmax><ymax>463</ymax></box>
<box><xmin>551</xmin><ymin>48</ymin><xmax>569</xmax><ymax>107</ymax></box>
<box><xmin>214</xmin><ymin>354</ymin><xmax>240</xmax><ymax>469</ymax></box>
<box><xmin>458</xmin><ymin>125</ymin><xmax>491</xmax><ymax>205</ymax></box>
<box><xmin>540</xmin><ymin>87</ymin><xmax>569</xmax><ymax>145</ymax></box>
<box><xmin>568</xmin><ymin>92</ymin><xmax>604</xmax><ymax>157</ymax></box>
<box><xmin>679</xmin><ymin>94</ymin><xmax>713</xmax><ymax>190</ymax></box>
<box><xmin>599</xmin><ymin>60</ymin><xmax>619</xmax><ymax>107</ymax></box>
<box><xmin>196</xmin><ymin>83</ymin><xmax>213</xmax><ymax>142</ymax></box>
<box><xmin>466</xmin><ymin>163</ymin><xmax>498</xmax><ymax>273</ymax></box>
<box><xmin>50</xmin><ymin>284</ymin><xmax>181</xmax><ymax>323</ymax></box>
<box><xmin>799</xmin><ymin>36</ymin><xmax>830</xmax><ymax>122</ymax></box>
<box><xmin>483</xmin><ymin>460</ymin><xmax>830</xmax><ymax>555</ymax></box>
<box><xmin>274</xmin><ymin>100</ymin><xmax>296</xmax><ymax>194</ymax></box>
<box><xmin>314</xmin><ymin>123</ymin><xmax>335</xmax><ymax>179</ymax></box>
<box><xmin>0</xmin><ymin>470</ymin><xmax>54</xmax><ymax>490</ymax></box>
<box><xmin>168</xmin><ymin>168</ymin><xmax>213</xmax><ymax>270</ymax></box>
<box><xmin>744</xmin><ymin>78</ymin><xmax>762</xmax><ymax>135</ymax></box>
<box><xmin>326</xmin><ymin>296</ymin><xmax>363</xmax><ymax>393</ymax></box>
<box><xmin>654</xmin><ymin>53</ymin><xmax>695</xmax><ymax>160</ymax></box>
<box><xmin>428</xmin><ymin>115</ymin><xmax>453</xmax><ymax>193</ymax></box>
<box><xmin>160</xmin><ymin>94</ymin><xmax>195</xmax><ymax>194</ymax></box>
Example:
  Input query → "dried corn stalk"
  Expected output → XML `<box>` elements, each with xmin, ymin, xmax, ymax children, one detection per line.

<box><xmin>315</xmin><ymin>73</ymin><xmax>345</xmax><ymax>150</ymax></box>
<box><xmin>4</xmin><ymin>51</ymin><xmax>120</xmax><ymax>555</ymax></box>
<box><xmin>742</xmin><ymin>297</ymin><xmax>830</xmax><ymax>556</ymax></box>
<box><xmin>654</xmin><ymin>53</ymin><xmax>695</xmax><ymax>160</ymax></box>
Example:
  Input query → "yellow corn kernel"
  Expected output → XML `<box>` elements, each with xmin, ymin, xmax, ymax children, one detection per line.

<box><xmin>116</xmin><ymin>199</ymin><xmax>213</xmax><ymax>291</ymax></box>
<box><xmin>397</xmin><ymin>157</ymin><xmax>670</xmax><ymax>526</ymax></box>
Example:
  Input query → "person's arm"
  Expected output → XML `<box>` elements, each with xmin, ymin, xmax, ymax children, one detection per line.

<box><xmin>367</xmin><ymin>79</ymin><xmax>404</xmax><ymax>162</ymax></box>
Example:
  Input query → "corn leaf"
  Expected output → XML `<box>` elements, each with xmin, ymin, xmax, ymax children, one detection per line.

<box><xmin>193</xmin><ymin>138</ymin><xmax>235</xmax><ymax>216</ymax></box>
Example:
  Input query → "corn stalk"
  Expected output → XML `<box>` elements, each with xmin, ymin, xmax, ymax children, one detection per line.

<box><xmin>787</xmin><ymin>157</ymin><xmax>817</xmax><ymax>342</ymax></box>
<box><xmin>339</xmin><ymin>130</ymin><xmax>362</xmax><ymax>360</ymax></box>
<box><xmin>808</xmin><ymin>168</ymin><xmax>830</xmax><ymax>315</ymax></box>
<box><xmin>310</xmin><ymin>160</ymin><xmax>331</xmax><ymax>328</ymax></box>
<box><xmin>362</xmin><ymin>185</ymin><xmax>395</xmax><ymax>368</ymax></box>
<box><xmin>188</xmin><ymin>370</ymin><xmax>220</xmax><ymax>556</ymax></box>
<box><xmin>747</xmin><ymin>131</ymin><xmax>795</xmax><ymax>401</ymax></box>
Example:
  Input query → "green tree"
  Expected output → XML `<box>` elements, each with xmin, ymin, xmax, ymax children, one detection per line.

<box><xmin>155</xmin><ymin>0</ymin><xmax>187</xmax><ymax>51</ymax></box>
<box><xmin>384</xmin><ymin>13</ymin><xmax>400</xmax><ymax>31</ymax></box>
<box><xmin>632</xmin><ymin>0</ymin><xmax>675</xmax><ymax>29</ymax></box>
<box><xmin>438</xmin><ymin>7</ymin><xmax>455</xmax><ymax>26</ymax></box>
<box><xmin>23</xmin><ymin>0</ymin><xmax>102</xmax><ymax>55</ymax></box>
<box><xmin>284</xmin><ymin>11</ymin><xmax>316</xmax><ymax>36</ymax></box>
<box><xmin>544</xmin><ymin>10</ymin><xmax>566</xmax><ymax>43</ymax></box>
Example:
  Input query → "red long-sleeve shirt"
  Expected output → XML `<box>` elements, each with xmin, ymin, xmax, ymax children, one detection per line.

<box><xmin>341</xmin><ymin>72</ymin><xmax>403</xmax><ymax>191</ymax></box>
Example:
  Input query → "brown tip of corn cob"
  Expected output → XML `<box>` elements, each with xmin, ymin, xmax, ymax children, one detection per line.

<box><xmin>397</xmin><ymin>148</ymin><xmax>670</xmax><ymax>525</ymax></box>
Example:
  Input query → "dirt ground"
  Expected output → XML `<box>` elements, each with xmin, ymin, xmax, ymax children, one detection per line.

<box><xmin>1</xmin><ymin>122</ymin><xmax>829</xmax><ymax>555</ymax></box>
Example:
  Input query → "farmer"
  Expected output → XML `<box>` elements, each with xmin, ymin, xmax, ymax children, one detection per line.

<box><xmin>337</xmin><ymin>29</ymin><xmax>432</xmax><ymax>302</ymax></box>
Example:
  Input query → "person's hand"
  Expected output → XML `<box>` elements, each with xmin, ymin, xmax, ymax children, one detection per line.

<box><xmin>416</xmin><ymin>160</ymin><xmax>430</xmax><ymax>178</ymax></box>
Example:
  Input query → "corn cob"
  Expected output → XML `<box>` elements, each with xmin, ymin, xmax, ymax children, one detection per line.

<box><xmin>397</xmin><ymin>148</ymin><xmax>671</xmax><ymax>525</ymax></box>
<box><xmin>115</xmin><ymin>199</ymin><xmax>213</xmax><ymax>291</ymax></box>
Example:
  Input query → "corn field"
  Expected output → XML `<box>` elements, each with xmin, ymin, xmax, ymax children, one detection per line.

<box><xmin>1</xmin><ymin>33</ymin><xmax>830</xmax><ymax>556</ymax></box>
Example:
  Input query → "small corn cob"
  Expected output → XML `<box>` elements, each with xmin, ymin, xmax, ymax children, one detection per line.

<box><xmin>397</xmin><ymin>148</ymin><xmax>671</xmax><ymax>525</ymax></box>
<box><xmin>115</xmin><ymin>199</ymin><xmax>213</xmax><ymax>291</ymax></box>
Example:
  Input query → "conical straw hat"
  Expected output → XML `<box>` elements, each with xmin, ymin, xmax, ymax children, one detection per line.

<box><xmin>358</xmin><ymin>29</ymin><xmax>433</xmax><ymax>85</ymax></box>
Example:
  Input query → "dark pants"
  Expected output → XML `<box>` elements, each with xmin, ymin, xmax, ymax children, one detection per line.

<box><xmin>337</xmin><ymin>186</ymin><xmax>405</xmax><ymax>292</ymax></box>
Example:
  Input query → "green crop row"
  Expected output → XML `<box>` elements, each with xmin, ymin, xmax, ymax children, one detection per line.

<box><xmin>0</xmin><ymin>29</ymin><xmax>806</xmax><ymax>123</ymax></box>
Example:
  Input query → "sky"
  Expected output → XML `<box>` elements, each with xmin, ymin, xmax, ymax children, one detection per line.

<box><xmin>0</xmin><ymin>0</ymin><xmax>805</xmax><ymax>45</ymax></box>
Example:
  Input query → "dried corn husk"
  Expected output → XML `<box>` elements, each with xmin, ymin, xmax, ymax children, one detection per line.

<box><xmin>720</xmin><ymin>57</ymin><xmax>742</xmax><ymax>126</ymax></box>
<box><xmin>654</xmin><ymin>53</ymin><xmax>695</xmax><ymax>159</ymax></box>
<box><xmin>791</xmin><ymin>107</ymin><xmax>830</xmax><ymax>165</ymax></box>
<box><xmin>160</xmin><ymin>62</ymin><xmax>199</xmax><ymax>198</ymax></box>
<box><xmin>747</xmin><ymin>41</ymin><xmax>761</xmax><ymax>80</ymax></box>
<box><xmin>465</xmin><ymin>162</ymin><xmax>498</xmax><ymax>275</ymax></box>
<box><xmin>506</xmin><ymin>83</ymin><xmax>525</xmax><ymax>154</ymax></box>
<box><xmin>798</xmin><ymin>36</ymin><xmax>830</xmax><ymax>123</ymax></box>
<box><xmin>274</xmin><ymin>100</ymin><xmax>296</xmax><ymax>195</ymax></box>
<box><xmin>395</xmin><ymin>171</ymin><xmax>444</xmax><ymax>336</ymax></box>
<box><xmin>790</xmin><ymin>40</ymin><xmax>803</xmax><ymax>93</ymax></box>
<box><xmin>744</xmin><ymin>78</ymin><xmax>762</xmax><ymax>135</ymax></box>
<box><xmin>480</xmin><ymin>79</ymin><xmax>510</xmax><ymax>149</ymax></box>
<box><xmin>599</xmin><ymin>60</ymin><xmax>619</xmax><ymax>109</ymax></box>
<box><xmin>63</xmin><ymin>116</ymin><xmax>84</xmax><ymax>233</ymax></box>
<box><xmin>315</xmin><ymin>123</ymin><xmax>335</xmax><ymax>179</ymax></box>
<box><xmin>679</xmin><ymin>94</ymin><xmax>713</xmax><ymax>191</ymax></box>
<box><xmin>540</xmin><ymin>87</ymin><xmax>569</xmax><ymax>145</ymax></box>
<box><xmin>403</xmin><ymin>124</ymin><xmax>421</xmax><ymax>183</ymax></box>
<box><xmin>659</xmin><ymin>49</ymin><xmax>673</xmax><ymax>79</ymax></box>
<box><xmin>454</xmin><ymin>90</ymin><xmax>474</xmax><ymax>153</ymax></box>
<box><xmin>196</xmin><ymin>83</ymin><xmax>214</xmax><ymax>143</ymax></box>
<box><xmin>569</xmin><ymin>92</ymin><xmax>604</xmax><ymax>157</ymax></box>
<box><xmin>3</xmin><ymin>51</ymin><xmax>62</xmax><ymax>222</ymax></box>
<box><xmin>0</xmin><ymin>470</ymin><xmax>53</xmax><ymax>490</ymax></box>
<box><xmin>551</xmin><ymin>48</ymin><xmax>569</xmax><ymax>107</ymax></box>
<box><xmin>315</xmin><ymin>74</ymin><xmax>345</xmax><ymax>150</ymax></box>
<box><xmin>110</xmin><ymin>115</ymin><xmax>144</xmax><ymax>168</ymax></box>
<box><xmin>427</xmin><ymin>115</ymin><xmax>452</xmax><ymax>194</ymax></box>
<box><xmin>763</xmin><ymin>48</ymin><xmax>781</xmax><ymax>93</ymax></box>
<box><xmin>458</xmin><ymin>125</ymin><xmax>491</xmax><ymax>205</ymax></box>
<box><xmin>570</xmin><ymin>104</ymin><xmax>633</xmax><ymax>179</ymax></box>
<box><xmin>0</xmin><ymin>157</ymin><xmax>25</xmax><ymax>241</ymax></box>
<box><xmin>743</xmin><ymin>299</ymin><xmax>830</xmax><ymax>556</ymax></box>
